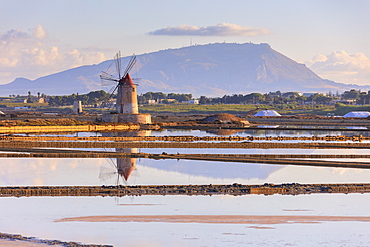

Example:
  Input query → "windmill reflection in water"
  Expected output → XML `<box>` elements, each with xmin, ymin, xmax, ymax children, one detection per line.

<box><xmin>100</xmin><ymin>130</ymin><xmax>151</xmax><ymax>185</ymax></box>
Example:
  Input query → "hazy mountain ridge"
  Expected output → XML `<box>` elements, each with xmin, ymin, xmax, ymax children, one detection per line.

<box><xmin>0</xmin><ymin>43</ymin><xmax>367</xmax><ymax>96</ymax></box>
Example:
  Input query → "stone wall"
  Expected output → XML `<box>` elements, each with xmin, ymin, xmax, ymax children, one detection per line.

<box><xmin>102</xmin><ymin>113</ymin><xmax>152</xmax><ymax>124</ymax></box>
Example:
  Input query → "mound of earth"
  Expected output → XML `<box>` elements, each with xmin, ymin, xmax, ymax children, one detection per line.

<box><xmin>200</xmin><ymin>113</ymin><xmax>249</xmax><ymax>125</ymax></box>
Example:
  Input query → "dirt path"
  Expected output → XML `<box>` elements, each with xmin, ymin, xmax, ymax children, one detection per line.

<box><xmin>56</xmin><ymin>215</ymin><xmax>370</xmax><ymax>225</ymax></box>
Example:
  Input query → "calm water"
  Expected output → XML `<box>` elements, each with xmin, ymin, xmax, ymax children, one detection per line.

<box><xmin>0</xmin><ymin>129</ymin><xmax>369</xmax><ymax>246</ymax></box>
<box><xmin>1</xmin><ymin>194</ymin><xmax>370</xmax><ymax>246</ymax></box>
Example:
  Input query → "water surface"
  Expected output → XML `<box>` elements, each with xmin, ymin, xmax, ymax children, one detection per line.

<box><xmin>0</xmin><ymin>129</ymin><xmax>369</xmax><ymax>246</ymax></box>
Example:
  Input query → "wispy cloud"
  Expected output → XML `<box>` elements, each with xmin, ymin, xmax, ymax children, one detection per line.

<box><xmin>307</xmin><ymin>51</ymin><xmax>370</xmax><ymax>85</ymax></box>
<box><xmin>0</xmin><ymin>25</ymin><xmax>106</xmax><ymax>84</ymax></box>
<box><xmin>148</xmin><ymin>23</ymin><xmax>269</xmax><ymax>37</ymax></box>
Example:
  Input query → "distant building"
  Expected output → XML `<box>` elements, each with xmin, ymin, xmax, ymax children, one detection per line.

<box><xmin>73</xmin><ymin>101</ymin><xmax>83</xmax><ymax>114</ymax></box>
<box><xmin>182</xmin><ymin>99</ymin><xmax>199</xmax><ymax>104</ymax></box>
<box><xmin>147</xmin><ymin>99</ymin><xmax>159</xmax><ymax>104</ymax></box>
<box><xmin>160</xmin><ymin>99</ymin><xmax>177</xmax><ymax>103</ymax></box>
<box><xmin>22</xmin><ymin>96</ymin><xmax>45</xmax><ymax>103</ymax></box>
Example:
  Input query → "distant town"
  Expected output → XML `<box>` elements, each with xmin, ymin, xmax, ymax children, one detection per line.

<box><xmin>1</xmin><ymin>88</ymin><xmax>370</xmax><ymax>117</ymax></box>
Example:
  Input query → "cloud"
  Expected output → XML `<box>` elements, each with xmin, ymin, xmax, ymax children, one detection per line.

<box><xmin>307</xmin><ymin>50</ymin><xmax>370</xmax><ymax>85</ymax></box>
<box><xmin>148</xmin><ymin>23</ymin><xmax>269</xmax><ymax>37</ymax></box>
<box><xmin>0</xmin><ymin>25</ymin><xmax>106</xmax><ymax>84</ymax></box>
<box><xmin>32</xmin><ymin>24</ymin><xmax>47</xmax><ymax>40</ymax></box>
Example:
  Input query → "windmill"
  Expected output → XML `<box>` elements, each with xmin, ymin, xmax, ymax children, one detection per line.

<box><xmin>99</xmin><ymin>149</ymin><xmax>138</xmax><ymax>186</ymax></box>
<box><xmin>100</xmin><ymin>52</ymin><xmax>139</xmax><ymax>114</ymax></box>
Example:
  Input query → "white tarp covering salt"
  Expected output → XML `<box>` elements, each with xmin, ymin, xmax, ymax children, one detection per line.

<box><xmin>254</xmin><ymin>110</ymin><xmax>281</xmax><ymax>117</ymax></box>
<box><xmin>343</xmin><ymin>111</ymin><xmax>370</xmax><ymax>118</ymax></box>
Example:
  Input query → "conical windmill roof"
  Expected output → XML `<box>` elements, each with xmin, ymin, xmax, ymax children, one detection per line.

<box><xmin>120</xmin><ymin>73</ymin><xmax>134</xmax><ymax>86</ymax></box>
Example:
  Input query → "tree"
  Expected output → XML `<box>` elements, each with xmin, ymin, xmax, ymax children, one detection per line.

<box><xmin>343</xmin><ymin>89</ymin><xmax>360</xmax><ymax>100</ymax></box>
<box><xmin>296</xmin><ymin>96</ymin><xmax>307</xmax><ymax>104</ymax></box>
<box><xmin>244</xmin><ymin>93</ymin><xmax>264</xmax><ymax>104</ymax></box>
<box><xmin>27</xmin><ymin>91</ymin><xmax>33</xmax><ymax>103</ymax></box>
<box><xmin>167</xmin><ymin>93</ymin><xmax>192</xmax><ymax>102</ymax></box>
<box><xmin>308</xmin><ymin>93</ymin><xmax>333</xmax><ymax>104</ymax></box>
<box><xmin>199</xmin><ymin>96</ymin><xmax>210</xmax><ymax>104</ymax></box>
<box><xmin>143</xmin><ymin>92</ymin><xmax>166</xmax><ymax>100</ymax></box>
<box><xmin>86</xmin><ymin>90</ymin><xmax>109</xmax><ymax>105</ymax></box>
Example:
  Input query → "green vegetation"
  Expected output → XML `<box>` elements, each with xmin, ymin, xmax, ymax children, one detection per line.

<box><xmin>0</xmin><ymin>118</ymin><xmax>88</xmax><ymax>126</ymax></box>
<box><xmin>2</xmin><ymin>88</ymin><xmax>370</xmax><ymax>117</ymax></box>
<box><xmin>48</xmin><ymin>90</ymin><xmax>109</xmax><ymax>106</ymax></box>
<box><xmin>334</xmin><ymin>103</ymin><xmax>370</xmax><ymax>116</ymax></box>
<box><xmin>139</xmin><ymin>104</ymin><xmax>271</xmax><ymax>114</ymax></box>
<box><xmin>138</xmin><ymin>92</ymin><xmax>193</xmax><ymax>104</ymax></box>
<box><xmin>0</xmin><ymin>102</ymin><xmax>48</xmax><ymax>108</ymax></box>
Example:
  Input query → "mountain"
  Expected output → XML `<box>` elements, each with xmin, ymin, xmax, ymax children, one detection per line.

<box><xmin>0</xmin><ymin>43</ymin><xmax>367</xmax><ymax>96</ymax></box>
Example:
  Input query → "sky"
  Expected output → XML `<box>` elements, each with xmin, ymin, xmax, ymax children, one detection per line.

<box><xmin>0</xmin><ymin>0</ymin><xmax>370</xmax><ymax>87</ymax></box>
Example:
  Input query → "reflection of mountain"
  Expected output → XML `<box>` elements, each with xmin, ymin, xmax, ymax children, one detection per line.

<box><xmin>138</xmin><ymin>159</ymin><xmax>283</xmax><ymax>180</ymax></box>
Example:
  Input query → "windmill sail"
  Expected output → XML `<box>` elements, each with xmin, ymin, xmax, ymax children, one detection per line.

<box><xmin>100</xmin><ymin>52</ymin><xmax>138</xmax><ymax>113</ymax></box>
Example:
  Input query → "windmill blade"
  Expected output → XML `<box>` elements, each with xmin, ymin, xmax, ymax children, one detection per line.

<box><xmin>100</xmin><ymin>71</ymin><xmax>119</xmax><ymax>81</ymax></box>
<box><xmin>122</xmin><ymin>55</ymin><xmax>136</xmax><ymax>78</ymax></box>
<box><xmin>99</xmin><ymin>169</ymin><xmax>117</xmax><ymax>181</ymax></box>
<box><xmin>132</xmin><ymin>78</ymin><xmax>141</xmax><ymax>84</ymax></box>
<box><xmin>100</xmin><ymin>59</ymin><xmax>120</xmax><ymax>86</ymax></box>
<box><xmin>104</xmin><ymin>84</ymin><xmax>119</xmax><ymax>108</ymax></box>
<box><xmin>100</xmin><ymin>75</ymin><xmax>119</xmax><ymax>87</ymax></box>
<box><xmin>100</xmin><ymin>76</ymin><xmax>120</xmax><ymax>83</ymax></box>
<box><xmin>114</xmin><ymin>51</ymin><xmax>122</xmax><ymax>79</ymax></box>
<box><xmin>123</xmin><ymin>56</ymin><xmax>134</xmax><ymax>77</ymax></box>
<box><xmin>101</xmin><ymin>84</ymin><xmax>119</xmax><ymax>108</ymax></box>
<box><xmin>100</xmin><ymin>56</ymin><xmax>118</xmax><ymax>80</ymax></box>
<box><xmin>124</xmin><ymin>56</ymin><xmax>136</xmax><ymax>76</ymax></box>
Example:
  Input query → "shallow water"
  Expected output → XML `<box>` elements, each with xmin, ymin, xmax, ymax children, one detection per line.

<box><xmin>1</xmin><ymin>129</ymin><xmax>370</xmax><ymax>246</ymax></box>
<box><xmin>1</xmin><ymin>152</ymin><xmax>370</xmax><ymax>186</ymax></box>
<box><xmin>1</xmin><ymin>194</ymin><xmax>370</xmax><ymax>247</ymax></box>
